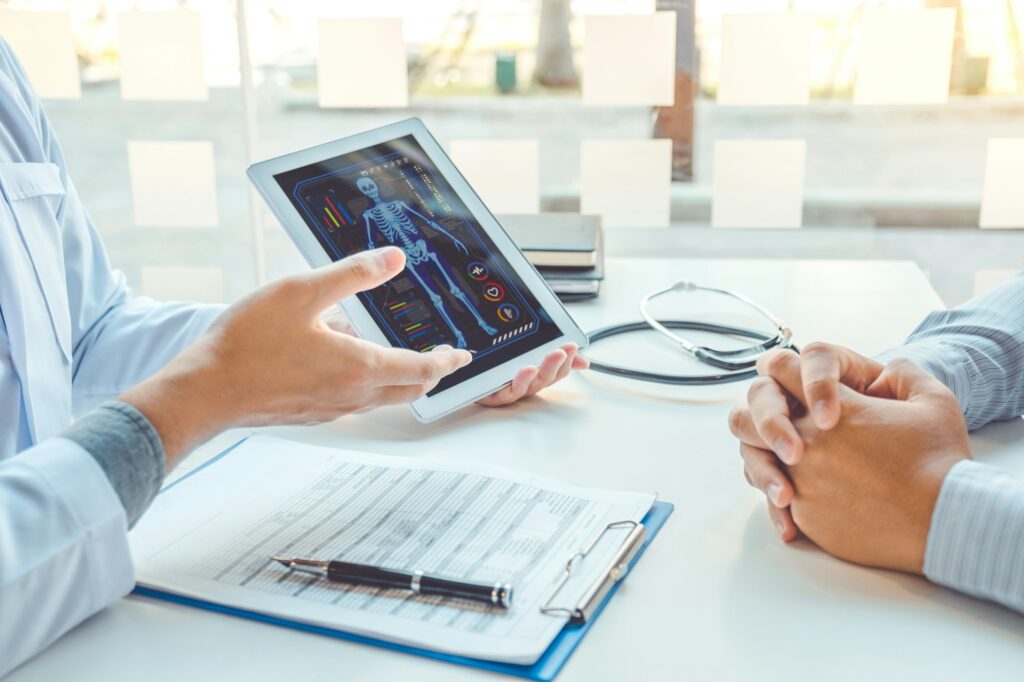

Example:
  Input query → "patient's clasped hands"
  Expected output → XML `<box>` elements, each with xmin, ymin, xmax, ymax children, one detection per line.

<box><xmin>729</xmin><ymin>343</ymin><xmax>972</xmax><ymax>574</ymax></box>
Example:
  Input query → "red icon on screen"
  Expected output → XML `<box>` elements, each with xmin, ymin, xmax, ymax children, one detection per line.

<box><xmin>482</xmin><ymin>282</ymin><xmax>505</xmax><ymax>302</ymax></box>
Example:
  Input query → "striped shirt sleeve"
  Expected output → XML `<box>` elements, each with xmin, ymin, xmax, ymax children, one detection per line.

<box><xmin>876</xmin><ymin>271</ymin><xmax>1024</xmax><ymax>431</ymax></box>
<box><xmin>924</xmin><ymin>460</ymin><xmax>1024</xmax><ymax>609</ymax></box>
<box><xmin>875</xmin><ymin>271</ymin><xmax>1024</xmax><ymax>612</ymax></box>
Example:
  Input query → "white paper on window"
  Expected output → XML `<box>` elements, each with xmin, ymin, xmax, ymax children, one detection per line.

<box><xmin>118</xmin><ymin>10</ymin><xmax>208</xmax><ymax>102</ymax></box>
<box><xmin>979</xmin><ymin>138</ymin><xmax>1024</xmax><ymax>229</ymax></box>
<box><xmin>717</xmin><ymin>14</ymin><xmax>810</xmax><ymax>106</ymax></box>
<box><xmin>854</xmin><ymin>9</ymin><xmax>955</xmax><ymax>105</ymax></box>
<box><xmin>317</xmin><ymin>17</ymin><xmax>409</xmax><ymax>108</ymax></box>
<box><xmin>582</xmin><ymin>12</ymin><xmax>676</xmax><ymax>107</ymax></box>
<box><xmin>0</xmin><ymin>10</ymin><xmax>80</xmax><ymax>100</ymax></box>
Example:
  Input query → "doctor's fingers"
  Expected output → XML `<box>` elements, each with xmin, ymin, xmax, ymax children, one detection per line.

<box><xmin>564</xmin><ymin>343</ymin><xmax>591</xmax><ymax>372</ymax></box>
<box><xmin>370</xmin><ymin>382</ymin><xmax>442</xmax><ymax>407</ymax></box>
<box><xmin>740</xmin><ymin>442</ymin><xmax>794</xmax><ymax>509</ymax></box>
<box><xmin>554</xmin><ymin>344</ymin><xmax>580</xmax><ymax>382</ymax></box>
<box><xmin>477</xmin><ymin>366</ymin><xmax>539</xmax><ymax>407</ymax></box>
<box><xmin>321</xmin><ymin>307</ymin><xmax>357</xmax><ymax>336</ymax></box>
<box><xmin>367</xmin><ymin>344</ymin><xmax>472</xmax><ymax>387</ymax></box>
<box><xmin>525</xmin><ymin>348</ymin><xmax>568</xmax><ymax>394</ymax></box>
<box><xmin>296</xmin><ymin>247</ymin><xmax>406</xmax><ymax>314</ymax></box>
<box><xmin>477</xmin><ymin>348</ymin><xmax>571</xmax><ymax>407</ymax></box>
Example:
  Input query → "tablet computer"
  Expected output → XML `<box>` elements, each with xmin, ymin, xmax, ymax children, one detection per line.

<box><xmin>247</xmin><ymin>118</ymin><xmax>588</xmax><ymax>422</ymax></box>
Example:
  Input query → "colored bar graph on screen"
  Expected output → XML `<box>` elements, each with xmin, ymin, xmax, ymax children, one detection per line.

<box><xmin>329</xmin><ymin>188</ymin><xmax>354</xmax><ymax>223</ymax></box>
<box><xmin>384</xmin><ymin>297</ymin><xmax>445</xmax><ymax>352</ymax></box>
<box><xmin>323</xmin><ymin>206</ymin><xmax>339</xmax><ymax>228</ymax></box>
<box><xmin>325</xmin><ymin>196</ymin><xmax>346</xmax><ymax>225</ymax></box>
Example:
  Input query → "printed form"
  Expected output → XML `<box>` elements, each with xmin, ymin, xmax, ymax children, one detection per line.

<box><xmin>130</xmin><ymin>436</ymin><xmax>655</xmax><ymax>664</ymax></box>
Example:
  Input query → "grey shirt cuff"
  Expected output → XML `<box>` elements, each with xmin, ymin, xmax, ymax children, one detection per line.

<box><xmin>61</xmin><ymin>400</ymin><xmax>166</xmax><ymax>528</ymax></box>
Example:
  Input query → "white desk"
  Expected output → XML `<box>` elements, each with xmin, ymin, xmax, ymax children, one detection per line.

<box><xmin>13</xmin><ymin>258</ymin><xmax>1024</xmax><ymax>681</ymax></box>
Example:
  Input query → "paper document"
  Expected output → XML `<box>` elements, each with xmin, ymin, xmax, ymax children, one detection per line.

<box><xmin>130</xmin><ymin>436</ymin><xmax>655</xmax><ymax>664</ymax></box>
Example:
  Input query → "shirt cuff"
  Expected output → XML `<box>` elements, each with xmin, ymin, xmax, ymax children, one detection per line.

<box><xmin>61</xmin><ymin>401</ymin><xmax>166</xmax><ymax>528</ymax></box>
<box><xmin>924</xmin><ymin>459</ymin><xmax>1024</xmax><ymax>611</ymax></box>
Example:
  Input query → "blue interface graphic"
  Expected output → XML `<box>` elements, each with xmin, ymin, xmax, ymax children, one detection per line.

<box><xmin>274</xmin><ymin>135</ymin><xmax>560</xmax><ymax>393</ymax></box>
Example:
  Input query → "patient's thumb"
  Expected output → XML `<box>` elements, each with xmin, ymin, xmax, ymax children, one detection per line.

<box><xmin>873</xmin><ymin>358</ymin><xmax>945</xmax><ymax>402</ymax></box>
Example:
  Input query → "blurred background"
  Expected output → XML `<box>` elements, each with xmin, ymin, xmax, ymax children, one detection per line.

<box><xmin>1</xmin><ymin>0</ymin><xmax>1022</xmax><ymax>306</ymax></box>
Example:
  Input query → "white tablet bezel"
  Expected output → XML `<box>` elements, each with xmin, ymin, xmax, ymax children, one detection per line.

<box><xmin>247</xmin><ymin>118</ymin><xmax>588</xmax><ymax>422</ymax></box>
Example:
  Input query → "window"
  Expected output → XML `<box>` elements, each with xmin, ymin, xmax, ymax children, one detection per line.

<box><xmin>3</xmin><ymin>0</ymin><xmax>1021</xmax><ymax>306</ymax></box>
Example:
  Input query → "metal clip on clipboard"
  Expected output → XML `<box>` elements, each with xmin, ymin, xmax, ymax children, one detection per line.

<box><xmin>539</xmin><ymin>520</ymin><xmax>647</xmax><ymax>625</ymax></box>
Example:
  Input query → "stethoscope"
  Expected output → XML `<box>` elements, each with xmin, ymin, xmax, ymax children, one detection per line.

<box><xmin>586</xmin><ymin>281</ymin><xmax>796</xmax><ymax>385</ymax></box>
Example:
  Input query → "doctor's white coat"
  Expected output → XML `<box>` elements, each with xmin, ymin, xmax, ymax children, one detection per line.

<box><xmin>0</xmin><ymin>40</ymin><xmax>222</xmax><ymax>675</ymax></box>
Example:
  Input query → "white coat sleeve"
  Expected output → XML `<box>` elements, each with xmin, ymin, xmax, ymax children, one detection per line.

<box><xmin>0</xmin><ymin>439</ymin><xmax>134</xmax><ymax>677</ymax></box>
<box><xmin>0</xmin><ymin>38</ymin><xmax>226</xmax><ymax>414</ymax></box>
<box><xmin>60</xmin><ymin>163</ymin><xmax>225</xmax><ymax>412</ymax></box>
<box><xmin>0</xmin><ymin>39</ymin><xmax>213</xmax><ymax>675</ymax></box>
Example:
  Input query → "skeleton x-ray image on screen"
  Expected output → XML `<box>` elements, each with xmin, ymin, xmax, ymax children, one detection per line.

<box><xmin>274</xmin><ymin>134</ymin><xmax>560</xmax><ymax>391</ymax></box>
<box><xmin>355</xmin><ymin>175</ymin><xmax>498</xmax><ymax>347</ymax></box>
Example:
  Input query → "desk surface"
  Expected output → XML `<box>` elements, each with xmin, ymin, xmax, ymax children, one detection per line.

<box><xmin>13</xmin><ymin>258</ymin><xmax>1024</xmax><ymax>682</ymax></box>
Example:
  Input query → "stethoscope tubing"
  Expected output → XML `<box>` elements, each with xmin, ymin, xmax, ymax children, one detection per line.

<box><xmin>585</xmin><ymin>319</ymin><xmax>798</xmax><ymax>385</ymax></box>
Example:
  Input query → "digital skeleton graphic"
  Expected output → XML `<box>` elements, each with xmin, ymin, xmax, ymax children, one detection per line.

<box><xmin>357</xmin><ymin>176</ymin><xmax>498</xmax><ymax>348</ymax></box>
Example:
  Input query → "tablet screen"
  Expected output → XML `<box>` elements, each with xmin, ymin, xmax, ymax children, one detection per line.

<box><xmin>273</xmin><ymin>134</ymin><xmax>562</xmax><ymax>394</ymax></box>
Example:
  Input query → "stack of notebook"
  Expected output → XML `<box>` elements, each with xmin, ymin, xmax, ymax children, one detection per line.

<box><xmin>499</xmin><ymin>213</ymin><xmax>605</xmax><ymax>302</ymax></box>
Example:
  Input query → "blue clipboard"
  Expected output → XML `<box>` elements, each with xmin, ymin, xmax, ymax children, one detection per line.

<box><xmin>134</xmin><ymin>438</ymin><xmax>675</xmax><ymax>681</ymax></box>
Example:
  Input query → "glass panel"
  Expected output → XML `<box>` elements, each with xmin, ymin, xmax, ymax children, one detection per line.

<box><xmin>4</xmin><ymin>0</ymin><xmax>1022</xmax><ymax>307</ymax></box>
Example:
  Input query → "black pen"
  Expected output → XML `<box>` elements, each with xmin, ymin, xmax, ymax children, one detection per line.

<box><xmin>272</xmin><ymin>556</ymin><xmax>513</xmax><ymax>609</ymax></box>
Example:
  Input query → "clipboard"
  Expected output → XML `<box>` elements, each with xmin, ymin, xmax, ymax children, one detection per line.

<box><xmin>133</xmin><ymin>438</ymin><xmax>674</xmax><ymax>681</ymax></box>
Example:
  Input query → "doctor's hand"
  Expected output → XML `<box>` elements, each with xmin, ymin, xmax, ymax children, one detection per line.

<box><xmin>320</xmin><ymin>289</ymin><xmax>589</xmax><ymax>408</ymax></box>
<box><xmin>321</xmin><ymin>302</ymin><xmax>588</xmax><ymax>408</ymax></box>
<box><xmin>727</xmin><ymin>343</ymin><xmax>889</xmax><ymax>540</ymax></box>
<box><xmin>475</xmin><ymin>343</ymin><xmax>590</xmax><ymax>407</ymax></box>
<box><xmin>119</xmin><ymin>247</ymin><xmax>471</xmax><ymax>468</ymax></box>
<box><xmin>771</xmin><ymin>362</ymin><xmax>970</xmax><ymax>573</ymax></box>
